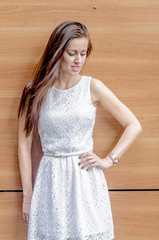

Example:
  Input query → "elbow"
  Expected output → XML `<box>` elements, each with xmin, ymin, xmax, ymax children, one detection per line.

<box><xmin>18</xmin><ymin>145</ymin><xmax>23</xmax><ymax>158</ymax></box>
<box><xmin>18</xmin><ymin>141</ymin><xmax>24</xmax><ymax>154</ymax></box>
<box><xmin>134</xmin><ymin>121</ymin><xmax>142</xmax><ymax>136</ymax></box>
<box><xmin>126</xmin><ymin>120</ymin><xmax>142</xmax><ymax>137</ymax></box>
<box><xmin>137</xmin><ymin>123</ymin><xmax>142</xmax><ymax>135</ymax></box>
<box><xmin>18</xmin><ymin>141</ymin><xmax>31</xmax><ymax>157</ymax></box>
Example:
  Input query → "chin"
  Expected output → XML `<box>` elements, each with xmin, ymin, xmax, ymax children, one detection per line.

<box><xmin>69</xmin><ymin>71</ymin><xmax>80</xmax><ymax>76</ymax></box>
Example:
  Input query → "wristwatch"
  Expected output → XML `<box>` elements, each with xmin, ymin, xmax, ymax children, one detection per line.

<box><xmin>108</xmin><ymin>152</ymin><xmax>119</xmax><ymax>165</ymax></box>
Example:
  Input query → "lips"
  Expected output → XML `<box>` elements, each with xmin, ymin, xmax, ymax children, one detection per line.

<box><xmin>71</xmin><ymin>66</ymin><xmax>81</xmax><ymax>72</ymax></box>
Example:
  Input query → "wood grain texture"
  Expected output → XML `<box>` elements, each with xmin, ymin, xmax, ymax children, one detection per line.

<box><xmin>0</xmin><ymin>0</ymin><xmax>159</xmax><ymax>190</ymax></box>
<box><xmin>110</xmin><ymin>191</ymin><xmax>159</xmax><ymax>240</ymax></box>
<box><xmin>0</xmin><ymin>0</ymin><xmax>159</xmax><ymax>186</ymax></box>
<box><xmin>0</xmin><ymin>191</ymin><xmax>158</xmax><ymax>240</ymax></box>
<box><xmin>0</xmin><ymin>192</ymin><xmax>28</xmax><ymax>240</ymax></box>
<box><xmin>0</xmin><ymin>1</ymin><xmax>159</xmax><ymax>239</ymax></box>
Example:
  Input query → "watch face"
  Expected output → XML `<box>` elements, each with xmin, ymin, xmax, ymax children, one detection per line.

<box><xmin>114</xmin><ymin>158</ymin><xmax>118</xmax><ymax>163</ymax></box>
<box><xmin>108</xmin><ymin>153</ymin><xmax>119</xmax><ymax>164</ymax></box>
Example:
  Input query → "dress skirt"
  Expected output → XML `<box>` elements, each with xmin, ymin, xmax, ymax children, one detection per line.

<box><xmin>27</xmin><ymin>153</ymin><xmax>114</xmax><ymax>240</ymax></box>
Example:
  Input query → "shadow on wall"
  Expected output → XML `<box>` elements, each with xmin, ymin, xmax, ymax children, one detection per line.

<box><xmin>31</xmin><ymin>133</ymin><xmax>43</xmax><ymax>187</ymax></box>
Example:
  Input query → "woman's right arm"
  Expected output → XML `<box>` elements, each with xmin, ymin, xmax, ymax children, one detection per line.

<box><xmin>18</xmin><ymin>112</ymin><xmax>33</xmax><ymax>223</ymax></box>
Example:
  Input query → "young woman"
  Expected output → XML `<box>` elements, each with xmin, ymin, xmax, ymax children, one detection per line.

<box><xmin>18</xmin><ymin>21</ymin><xmax>142</xmax><ymax>240</ymax></box>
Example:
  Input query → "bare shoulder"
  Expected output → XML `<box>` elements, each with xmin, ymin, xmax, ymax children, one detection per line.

<box><xmin>90</xmin><ymin>77</ymin><xmax>113</xmax><ymax>105</ymax></box>
<box><xmin>90</xmin><ymin>77</ymin><xmax>103</xmax><ymax>88</ymax></box>
<box><xmin>90</xmin><ymin>77</ymin><xmax>124</xmax><ymax>110</ymax></box>
<box><xmin>90</xmin><ymin>77</ymin><xmax>110</xmax><ymax>93</ymax></box>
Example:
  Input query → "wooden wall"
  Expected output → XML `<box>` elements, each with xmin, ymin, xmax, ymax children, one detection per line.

<box><xmin>0</xmin><ymin>0</ymin><xmax>159</xmax><ymax>239</ymax></box>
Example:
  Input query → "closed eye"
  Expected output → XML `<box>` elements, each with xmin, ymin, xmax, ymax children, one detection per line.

<box><xmin>68</xmin><ymin>53</ymin><xmax>75</xmax><ymax>56</ymax></box>
<box><xmin>81</xmin><ymin>53</ymin><xmax>87</xmax><ymax>56</ymax></box>
<box><xmin>68</xmin><ymin>52</ymin><xmax>87</xmax><ymax>57</ymax></box>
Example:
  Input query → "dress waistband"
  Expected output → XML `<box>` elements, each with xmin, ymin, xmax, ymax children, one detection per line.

<box><xmin>44</xmin><ymin>148</ymin><xmax>93</xmax><ymax>158</ymax></box>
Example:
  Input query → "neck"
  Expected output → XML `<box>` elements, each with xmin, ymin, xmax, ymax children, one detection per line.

<box><xmin>55</xmin><ymin>72</ymin><xmax>81</xmax><ymax>89</ymax></box>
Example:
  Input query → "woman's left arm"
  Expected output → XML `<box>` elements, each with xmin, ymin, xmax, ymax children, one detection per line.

<box><xmin>79</xmin><ymin>78</ymin><xmax>142</xmax><ymax>171</ymax></box>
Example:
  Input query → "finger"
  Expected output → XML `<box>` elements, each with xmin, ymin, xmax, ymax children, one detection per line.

<box><xmin>26</xmin><ymin>214</ymin><xmax>29</xmax><ymax>223</ymax></box>
<box><xmin>79</xmin><ymin>153</ymin><xmax>93</xmax><ymax>158</ymax></box>
<box><xmin>81</xmin><ymin>160</ymin><xmax>97</xmax><ymax>169</ymax></box>
<box><xmin>87</xmin><ymin>161</ymin><xmax>99</xmax><ymax>171</ymax></box>
<box><xmin>78</xmin><ymin>156</ymin><xmax>94</xmax><ymax>166</ymax></box>
<box><xmin>23</xmin><ymin>212</ymin><xmax>27</xmax><ymax>222</ymax></box>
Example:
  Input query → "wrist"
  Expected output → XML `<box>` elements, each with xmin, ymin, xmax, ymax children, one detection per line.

<box><xmin>108</xmin><ymin>152</ymin><xmax>119</xmax><ymax>165</ymax></box>
<box><xmin>23</xmin><ymin>189</ymin><xmax>32</xmax><ymax>199</ymax></box>
<box><xmin>103</xmin><ymin>156</ymin><xmax>114</xmax><ymax>168</ymax></box>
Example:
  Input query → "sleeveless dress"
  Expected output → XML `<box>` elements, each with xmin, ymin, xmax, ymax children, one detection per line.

<box><xmin>27</xmin><ymin>75</ymin><xmax>114</xmax><ymax>240</ymax></box>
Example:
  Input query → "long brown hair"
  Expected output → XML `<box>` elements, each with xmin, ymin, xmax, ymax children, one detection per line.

<box><xmin>18</xmin><ymin>21</ymin><xmax>92</xmax><ymax>136</ymax></box>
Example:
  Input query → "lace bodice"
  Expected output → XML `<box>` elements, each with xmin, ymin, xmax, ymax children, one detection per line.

<box><xmin>38</xmin><ymin>75</ymin><xmax>97</xmax><ymax>153</ymax></box>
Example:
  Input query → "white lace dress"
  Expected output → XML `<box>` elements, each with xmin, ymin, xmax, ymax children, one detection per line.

<box><xmin>27</xmin><ymin>75</ymin><xmax>114</xmax><ymax>240</ymax></box>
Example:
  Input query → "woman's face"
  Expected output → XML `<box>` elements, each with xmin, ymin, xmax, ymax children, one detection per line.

<box><xmin>59</xmin><ymin>37</ymin><xmax>89</xmax><ymax>77</ymax></box>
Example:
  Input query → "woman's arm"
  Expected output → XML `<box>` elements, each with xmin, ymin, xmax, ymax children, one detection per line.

<box><xmin>18</xmin><ymin>112</ymin><xmax>33</xmax><ymax>223</ymax></box>
<box><xmin>78</xmin><ymin>78</ymin><xmax>142</xmax><ymax>170</ymax></box>
<box><xmin>91</xmin><ymin>78</ymin><xmax>142</xmax><ymax>158</ymax></box>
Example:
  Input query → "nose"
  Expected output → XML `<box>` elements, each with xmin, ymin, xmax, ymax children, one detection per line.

<box><xmin>74</xmin><ymin>54</ymin><xmax>81</xmax><ymax>64</ymax></box>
